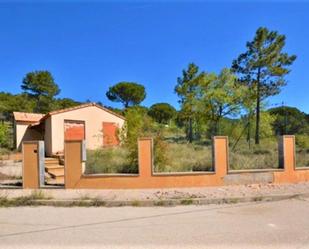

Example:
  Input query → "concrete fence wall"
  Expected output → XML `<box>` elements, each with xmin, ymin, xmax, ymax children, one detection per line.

<box><xmin>22</xmin><ymin>135</ymin><xmax>309</xmax><ymax>189</ymax></box>
<box><xmin>64</xmin><ymin>136</ymin><xmax>228</xmax><ymax>189</ymax></box>
<box><xmin>273</xmin><ymin>136</ymin><xmax>309</xmax><ymax>184</ymax></box>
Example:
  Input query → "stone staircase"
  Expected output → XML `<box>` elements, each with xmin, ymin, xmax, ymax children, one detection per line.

<box><xmin>45</xmin><ymin>156</ymin><xmax>64</xmax><ymax>185</ymax></box>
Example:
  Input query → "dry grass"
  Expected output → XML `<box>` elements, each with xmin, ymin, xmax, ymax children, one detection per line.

<box><xmin>229</xmin><ymin>138</ymin><xmax>280</xmax><ymax>170</ymax></box>
<box><xmin>154</xmin><ymin>143</ymin><xmax>213</xmax><ymax>172</ymax></box>
<box><xmin>295</xmin><ymin>136</ymin><xmax>309</xmax><ymax>168</ymax></box>
<box><xmin>85</xmin><ymin>147</ymin><xmax>137</xmax><ymax>174</ymax></box>
<box><xmin>85</xmin><ymin>136</ymin><xmax>308</xmax><ymax>174</ymax></box>
<box><xmin>296</xmin><ymin>148</ymin><xmax>309</xmax><ymax>167</ymax></box>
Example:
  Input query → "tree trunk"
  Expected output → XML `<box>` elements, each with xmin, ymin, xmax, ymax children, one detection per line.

<box><xmin>247</xmin><ymin>113</ymin><xmax>251</xmax><ymax>149</ymax></box>
<box><xmin>188</xmin><ymin>117</ymin><xmax>193</xmax><ymax>143</ymax></box>
<box><xmin>215</xmin><ymin>117</ymin><xmax>221</xmax><ymax>136</ymax></box>
<box><xmin>255</xmin><ymin>69</ymin><xmax>261</xmax><ymax>145</ymax></box>
<box><xmin>217</xmin><ymin>107</ymin><xmax>223</xmax><ymax>136</ymax></box>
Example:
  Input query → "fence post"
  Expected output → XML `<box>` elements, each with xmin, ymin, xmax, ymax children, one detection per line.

<box><xmin>280</xmin><ymin>135</ymin><xmax>296</xmax><ymax>173</ymax></box>
<box><xmin>22</xmin><ymin>141</ymin><xmax>41</xmax><ymax>189</ymax></box>
<box><xmin>138</xmin><ymin>138</ymin><xmax>153</xmax><ymax>178</ymax></box>
<box><xmin>213</xmin><ymin>136</ymin><xmax>228</xmax><ymax>179</ymax></box>
<box><xmin>65</xmin><ymin>140</ymin><xmax>83</xmax><ymax>189</ymax></box>
<box><xmin>38</xmin><ymin>141</ymin><xmax>45</xmax><ymax>187</ymax></box>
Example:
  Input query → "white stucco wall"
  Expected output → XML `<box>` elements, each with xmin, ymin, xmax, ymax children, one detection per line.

<box><xmin>15</xmin><ymin>122</ymin><xmax>43</xmax><ymax>151</ymax></box>
<box><xmin>48</xmin><ymin>106</ymin><xmax>125</xmax><ymax>155</ymax></box>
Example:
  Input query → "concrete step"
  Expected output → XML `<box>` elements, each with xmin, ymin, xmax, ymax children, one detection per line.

<box><xmin>45</xmin><ymin>159</ymin><xmax>60</xmax><ymax>165</ymax></box>
<box><xmin>45</xmin><ymin>165</ymin><xmax>64</xmax><ymax>176</ymax></box>
<box><xmin>47</xmin><ymin>170</ymin><xmax>64</xmax><ymax>178</ymax></box>
<box><xmin>45</xmin><ymin>176</ymin><xmax>64</xmax><ymax>185</ymax></box>
<box><xmin>45</xmin><ymin>164</ymin><xmax>63</xmax><ymax>169</ymax></box>
<box><xmin>52</xmin><ymin>153</ymin><xmax>64</xmax><ymax>159</ymax></box>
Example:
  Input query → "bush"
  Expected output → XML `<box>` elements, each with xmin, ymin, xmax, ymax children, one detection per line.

<box><xmin>295</xmin><ymin>135</ymin><xmax>309</xmax><ymax>167</ymax></box>
<box><xmin>85</xmin><ymin>108</ymin><xmax>169</xmax><ymax>174</ymax></box>
<box><xmin>0</xmin><ymin>123</ymin><xmax>10</xmax><ymax>148</ymax></box>
<box><xmin>119</xmin><ymin>108</ymin><xmax>168</xmax><ymax>170</ymax></box>
<box><xmin>296</xmin><ymin>135</ymin><xmax>309</xmax><ymax>149</ymax></box>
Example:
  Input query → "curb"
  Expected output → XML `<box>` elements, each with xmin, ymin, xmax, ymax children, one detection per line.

<box><xmin>2</xmin><ymin>192</ymin><xmax>308</xmax><ymax>207</ymax></box>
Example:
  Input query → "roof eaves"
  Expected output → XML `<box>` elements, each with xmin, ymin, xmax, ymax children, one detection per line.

<box><xmin>40</xmin><ymin>102</ymin><xmax>126</xmax><ymax>121</ymax></box>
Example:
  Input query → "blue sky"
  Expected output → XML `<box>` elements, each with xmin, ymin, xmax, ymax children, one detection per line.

<box><xmin>0</xmin><ymin>1</ymin><xmax>308</xmax><ymax>113</ymax></box>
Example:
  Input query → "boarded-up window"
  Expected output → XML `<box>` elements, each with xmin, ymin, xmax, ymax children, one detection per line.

<box><xmin>103</xmin><ymin>122</ymin><xmax>119</xmax><ymax>146</ymax></box>
<box><xmin>64</xmin><ymin>120</ymin><xmax>85</xmax><ymax>141</ymax></box>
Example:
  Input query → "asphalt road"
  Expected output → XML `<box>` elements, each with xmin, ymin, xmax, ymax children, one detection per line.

<box><xmin>1</xmin><ymin>198</ymin><xmax>309</xmax><ymax>249</ymax></box>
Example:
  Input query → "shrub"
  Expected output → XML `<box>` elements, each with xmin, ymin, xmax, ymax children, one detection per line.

<box><xmin>119</xmin><ymin>108</ymin><xmax>169</xmax><ymax>170</ymax></box>
<box><xmin>0</xmin><ymin>123</ymin><xmax>10</xmax><ymax>148</ymax></box>
<box><xmin>296</xmin><ymin>135</ymin><xmax>309</xmax><ymax>149</ymax></box>
<box><xmin>295</xmin><ymin>135</ymin><xmax>309</xmax><ymax>167</ymax></box>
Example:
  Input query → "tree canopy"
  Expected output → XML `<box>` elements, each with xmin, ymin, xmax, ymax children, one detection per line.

<box><xmin>106</xmin><ymin>82</ymin><xmax>146</xmax><ymax>108</ymax></box>
<box><xmin>53</xmin><ymin>98</ymin><xmax>81</xmax><ymax>110</ymax></box>
<box><xmin>0</xmin><ymin>92</ymin><xmax>35</xmax><ymax>119</ymax></box>
<box><xmin>268</xmin><ymin>106</ymin><xmax>309</xmax><ymax>135</ymax></box>
<box><xmin>22</xmin><ymin>70</ymin><xmax>60</xmax><ymax>98</ymax></box>
<box><xmin>232</xmin><ymin>27</ymin><xmax>296</xmax><ymax>144</ymax></box>
<box><xmin>148</xmin><ymin>103</ymin><xmax>176</xmax><ymax>124</ymax></box>
<box><xmin>174</xmin><ymin>63</ymin><xmax>200</xmax><ymax>142</ymax></box>
<box><xmin>21</xmin><ymin>70</ymin><xmax>61</xmax><ymax>113</ymax></box>
<box><xmin>198</xmin><ymin>68</ymin><xmax>246</xmax><ymax>135</ymax></box>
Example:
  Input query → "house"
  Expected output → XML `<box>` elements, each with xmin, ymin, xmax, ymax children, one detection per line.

<box><xmin>13</xmin><ymin>103</ymin><xmax>125</xmax><ymax>156</ymax></box>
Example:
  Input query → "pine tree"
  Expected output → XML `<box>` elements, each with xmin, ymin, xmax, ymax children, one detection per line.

<box><xmin>232</xmin><ymin>27</ymin><xmax>296</xmax><ymax>144</ymax></box>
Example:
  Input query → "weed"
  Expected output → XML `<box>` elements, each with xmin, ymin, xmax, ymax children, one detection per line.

<box><xmin>91</xmin><ymin>197</ymin><xmax>106</xmax><ymax>207</ymax></box>
<box><xmin>180</xmin><ymin>199</ymin><xmax>193</xmax><ymax>205</ymax></box>
<box><xmin>131</xmin><ymin>200</ymin><xmax>141</xmax><ymax>207</ymax></box>
<box><xmin>253</xmin><ymin>196</ymin><xmax>263</xmax><ymax>202</ymax></box>
<box><xmin>154</xmin><ymin>200</ymin><xmax>165</xmax><ymax>206</ymax></box>
<box><xmin>228</xmin><ymin>198</ymin><xmax>239</xmax><ymax>204</ymax></box>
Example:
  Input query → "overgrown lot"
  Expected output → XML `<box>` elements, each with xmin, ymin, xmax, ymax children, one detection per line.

<box><xmin>85</xmin><ymin>133</ymin><xmax>309</xmax><ymax>174</ymax></box>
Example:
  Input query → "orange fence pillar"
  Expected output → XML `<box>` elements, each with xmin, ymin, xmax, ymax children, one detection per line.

<box><xmin>274</xmin><ymin>135</ymin><xmax>298</xmax><ymax>184</ymax></box>
<box><xmin>281</xmin><ymin>135</ymin><xmax>296</xmax><ymax>173</ymax></box>
<box><xmin>22</xmin><ymin>141</ymin><xmax>39</xmax><ymax>189</ymax></box>
<box><xmin>65</xmin><ymin>140</ymin><xmax>83</xmax><ymax>189</ymax></box>
<box><xmin>138</xmin><ymin>138</ymin><xmax>153</xmax><ymax>178</ymax></box>
<box><xmin>213</xmin><ymin>136</ymin><xmax>228</xmax><ymax>180</ymax></box>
